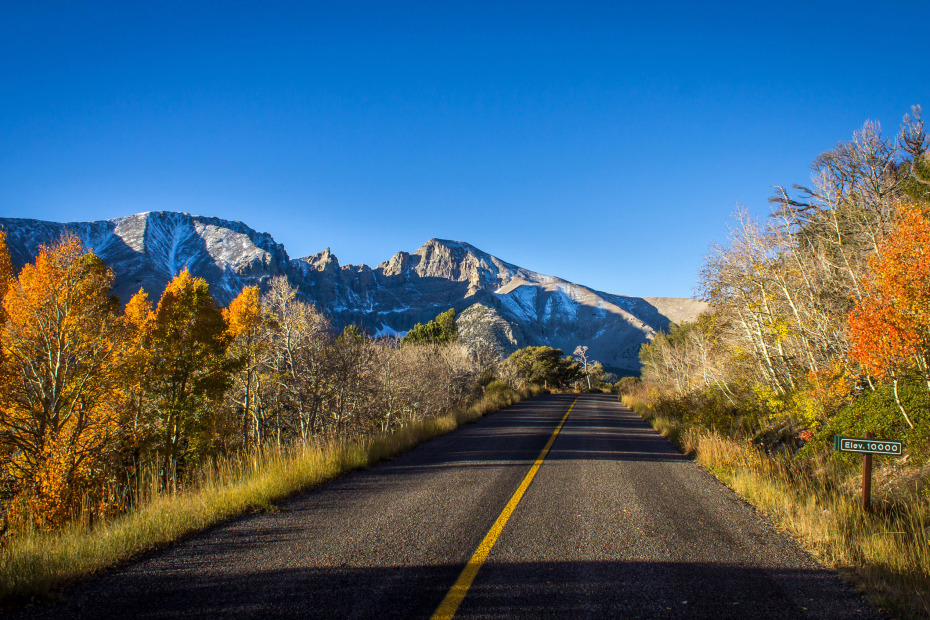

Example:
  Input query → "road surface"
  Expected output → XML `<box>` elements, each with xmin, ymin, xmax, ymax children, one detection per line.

<box><xmin>15</xmin><ymin>394</ymin><xmax>878</xmax><ymax>618</ymax></box>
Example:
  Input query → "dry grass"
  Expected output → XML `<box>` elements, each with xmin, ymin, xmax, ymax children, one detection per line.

<box><xmin>0</xmin><ymin>386</ymin><xmax>542</xmax><ymax>608</ymax></box>
<box><xmin>625</xmin><ymin>395</ymin><xmax>930</xmax><ymax>620</ymax></box>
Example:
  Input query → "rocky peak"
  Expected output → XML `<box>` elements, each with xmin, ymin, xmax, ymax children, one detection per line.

<box><xmin>412</xmin><ymin>238</ymin><xmax>469</xmax><ymax>280</ymax></box>
<box><xmin>409</xmin><ymin>238</ymin><xmax>525</xmax><ymax>296</ymax></box>
<box><xmin>377</xmin><ymin>251</ymin><xmax>412</xmax><ymax>277</ymax></box>
<box><xmin>0</xmin><ymin>211</ymin><xmax>291</xmax><ymax>305</ymax></box>
<box><xmin>301</xmin><ymin>247</ymin><xmax>340</xmax><ymax>273</ymax></box>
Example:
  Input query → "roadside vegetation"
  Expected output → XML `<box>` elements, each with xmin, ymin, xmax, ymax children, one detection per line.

<box><xmin>0</xmin><ymin>380</ymin><xmax>541</xmax><ymax>606</ymax></box>
<box><xmin>0</xmin><ymin>228</ymin><xmax>613</xmax><ymax>605</ymax></box>
<box><xmin>626</xmin><ymin>107</ymin><xmax>930</xmax><ymax>619</ymax></box>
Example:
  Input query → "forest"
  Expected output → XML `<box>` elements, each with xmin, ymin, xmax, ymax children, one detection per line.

<box><xmin>637</xmin><ymin>106</ymin><xmax>930</xmax><ymax>458</ymax></box>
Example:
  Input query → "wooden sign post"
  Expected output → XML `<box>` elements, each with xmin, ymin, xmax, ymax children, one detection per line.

<box><xmin>834</xmin><ymin>433</ymin><xmax>903</xmax><ymax>513</ymax></box>
<box><xmin>861</xmin><ymin>431</ymin><xmax>872</xmax><ymax>512</ymax></box>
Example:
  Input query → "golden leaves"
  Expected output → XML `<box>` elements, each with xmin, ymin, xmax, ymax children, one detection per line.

<box><xmin>0</xmin><ymin>236</ymin><xmax>127</xmax><ymax>529</ymax></box>
<box><xmin>224</xmin><ymin>286</ymin><xmax>261</xmax><ymax>339</ymax></box>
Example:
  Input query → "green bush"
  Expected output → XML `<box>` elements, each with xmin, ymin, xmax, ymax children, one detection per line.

<box><xmin>805</xmin><ymin>378</ymin><xmax>930</xmax><ymax>464</ymax></box>
<box><xmin>505</xmin><ymin>346</ymin><xmax>581</xmax><ymax>388</ymax></box>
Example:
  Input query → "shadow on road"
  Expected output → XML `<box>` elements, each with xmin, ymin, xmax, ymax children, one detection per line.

<box><xmin>19</xmin><ymin>559</ymin><xmax>874</xmax><ymax>619</ymax></box>
<box><xmin>372</xmin><ymin>393</ymin><xmax>687</xmax><ymax>477</ymax></box>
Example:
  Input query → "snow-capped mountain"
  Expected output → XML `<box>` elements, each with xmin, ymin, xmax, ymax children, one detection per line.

<box><xmin>0</xmin><ymin>211</ymin><xmax>707</xmax><ymax>374</ymax></box>
<box><xmin>0</xmin><ymin>212</ymin><xmax>290</xmax><ymax>307</ymax></box>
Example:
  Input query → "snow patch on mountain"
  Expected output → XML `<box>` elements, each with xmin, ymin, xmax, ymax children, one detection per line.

<box><xmin>373</xmin><ymin>323</ymin><xmax>407</xmax><ymax>339</ymax></box>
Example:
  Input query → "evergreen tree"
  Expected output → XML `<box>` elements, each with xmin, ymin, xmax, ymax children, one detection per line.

<box><xmin>401</xmin><ymin>308</ymin><xmax>457</xmax><ymax>345</ymax></box>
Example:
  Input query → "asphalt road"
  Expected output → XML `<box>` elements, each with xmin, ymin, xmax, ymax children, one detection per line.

<box><xmin>15</xmin><ymin>394</ymin><xmax>879</xmax><ymax>619</ymax></box>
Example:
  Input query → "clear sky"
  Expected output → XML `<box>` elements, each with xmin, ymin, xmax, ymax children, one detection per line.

<box><xmin>1</xmin><ymin>1</ymin><xmax>927</xmax><ymax>298</ymax></box>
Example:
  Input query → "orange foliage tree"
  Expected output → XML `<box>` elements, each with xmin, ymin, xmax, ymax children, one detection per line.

<box><xmin>0</xmin><ymin>236</ymin><xmax>127</xmax><ymax>529</ymax></box>
<box><xmin>0</xmin><ymin>232</ymin><xmax>14</xmax><ymax>519</ymax></box>
<box><xmin>849</xmin><ymin>201</ymin><xmax>930</xmax><ymax>428</ymax></box>
<box><xmin>131</xmin><ymin>269</ymin><xmax>234</xmax><ymax>484</ymax></box>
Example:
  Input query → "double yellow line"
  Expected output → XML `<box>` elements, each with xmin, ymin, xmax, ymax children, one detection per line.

<box><xmin>431</xmin><ymin>397</ymin><xmax>579</xmax><ymax>620</ymax></box>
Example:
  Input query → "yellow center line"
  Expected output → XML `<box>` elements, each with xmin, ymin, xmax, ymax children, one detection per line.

<box><xmin>431</xmin><ymin>397</ymin><xmax>580</xmax><ymax>620</ymax></box>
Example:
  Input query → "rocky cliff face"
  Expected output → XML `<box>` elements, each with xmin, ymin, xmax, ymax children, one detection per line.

<box><xmin>0</xmin><ymin>211</ymin><xmax>707</xmax><ymax>374</ymax></box>
<box><xmin>0</xmin><ymin>212</ymin><xmax>290</xmax><ymax>306</ymax></box>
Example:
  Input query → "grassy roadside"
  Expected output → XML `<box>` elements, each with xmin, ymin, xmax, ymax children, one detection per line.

<box><xmin>0</xmin><ymin>386</ymin><xmax>543</xmax><ymax>608</ymax></box>
<box><xmin>624</xmin><ymin>396</ymin><xmax>930</xmax><ymax>619</ymax></box>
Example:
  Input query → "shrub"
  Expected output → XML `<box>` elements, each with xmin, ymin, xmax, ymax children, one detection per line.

<box><xmin>483</xmin><ymin>380</ymin><xmax>511</xmax><ymax>399</ymax></box>
<box><xmin>616</xmin><ymin>376</ymin><xmax>642</xmax><ymax>396</ymax></box>
<box><xmin>805</xmin><ymin>377</ymin><xmax>930</xmax><ymax>464</ymax></box>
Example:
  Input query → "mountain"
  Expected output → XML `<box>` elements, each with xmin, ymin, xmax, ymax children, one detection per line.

<box><xmin>0</xmin><ymin>212</ymin><xmax>290</xmax><ymax>308</ymax></box>
<box><xmin>0</xmin><ymin>211</ymin><xmax>707</xmax><ymax>374</ymax></box>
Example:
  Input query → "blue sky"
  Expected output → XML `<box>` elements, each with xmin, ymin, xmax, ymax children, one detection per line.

<box><xmin>1</xmin><ymin>1</ymin><xmax>928</xmax><ymax>297</ymax></box>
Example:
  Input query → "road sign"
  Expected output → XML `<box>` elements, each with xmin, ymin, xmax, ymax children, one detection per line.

<box><xmin>834</xmin><ymin>433</ymin><xmax>903</xmax><ymax>513</ymax></box>
<box><xmin>833</xmin><ymin>435</ymin><xmax>903</xmax><ymax>455</ymax></box>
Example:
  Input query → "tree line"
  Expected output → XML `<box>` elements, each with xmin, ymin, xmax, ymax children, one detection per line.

<box><xmin>637</xmin><ymin>106</ymin><xmax>930</xmax><ymax>458</ymax></box>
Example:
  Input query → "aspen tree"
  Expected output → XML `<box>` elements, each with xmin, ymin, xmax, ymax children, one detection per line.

<box><xmin>0</xmin><ymin>237</ymin><xmax>125</xmax><ymax>528</ymax></box>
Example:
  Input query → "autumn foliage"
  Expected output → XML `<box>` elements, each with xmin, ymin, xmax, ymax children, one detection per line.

<box><xmin>0</xmin><ymin>236</ymin><xmax>125</xmax><ymax>528</ymax></box>
<box><xmin>0</xmin><ymin>234</ymin><xmax>485</xmax><ymax>531</ymax></box>
<box><xmin>849</xmin><ymin>201</ymin><xmax>930</xmax><ymax>376</ymax></box>
<box><xmin>132</xmin><ymin>269</ymin><xmax>235</xmax><ymax>482</ymax></box>
<box><xmin>849</xmin><ymin>201</ymin><xmax>930</xmax><ymax>427</ymax></box>
<box><xmin>636</xmin><ymin>111</ymin><xmax>930</xmax><ymax>460</ymax></box>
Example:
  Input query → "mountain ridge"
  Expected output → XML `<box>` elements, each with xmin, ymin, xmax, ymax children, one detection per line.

<box><xmin>0</xmin><ymin>211</ymin><xmax>707</xmax><ymax>374</ymax></box>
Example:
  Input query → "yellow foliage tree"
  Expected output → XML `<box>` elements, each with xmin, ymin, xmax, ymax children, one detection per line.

<box><xmin>223</xmin><ymin>286</ymin><xmax>266</xmax><ymax>444</ymax></box>
<box><xmin>790</xmin><ymin>363</ymin><xmax>852</xmax><ymax>435</ymax></box>
<box><xmin>0</xmin><ymin>236</ymin><xmax>126</xmax><ymax>529</ymax></box>
<box><xmin>0</xmin><ymin>232</ymin><xmax>14</xmax><ymax>517</ymax></box>
<box><xmin>122</xmin><ymin>288</ymin><xmax>157</xmax><ymax>449</ymax></box>
<box><xmin>142</xmin><ymin>269</ymin><xmax>233</xmax><ymax>483</ymax></box>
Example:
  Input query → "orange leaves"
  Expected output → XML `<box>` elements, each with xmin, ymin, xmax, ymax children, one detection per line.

<box><xmin>1</xmin><ymin>236</ymin><xmax>122</xmax><ymax>425</ymax></box>
<box><xmin>125</xmin><ymin>288</ymin><xmax>155</xmax><ymax>336</ymax></box>
<box><xmin>0</xmin><ymin>236</ymin><xmax>126</xmax><ymax>530</ymax></box>
<box><xmin>0</xmin><ymin>246</ymin><xmax>248</xmax><ymax>529</ymax></box>
<box><xmin>849</xmin><ymin>201</ymin><xmax>930</xmax><ymax>379</ymax></box>
<box><xmin>6</xmin><ymin>427</ymin><xmax>122</xmax><ymax>530</ymax></box>
<box><xmin>148</xmin><ymin>269</ymin><xmax>231</xmax><ymax>396</ymax></box>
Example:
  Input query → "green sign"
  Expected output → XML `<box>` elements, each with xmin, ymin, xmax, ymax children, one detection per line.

<box><xmin>834</xmin><ymin>435</ymin><xmax>903</xmax><ymax>455</ymax></box>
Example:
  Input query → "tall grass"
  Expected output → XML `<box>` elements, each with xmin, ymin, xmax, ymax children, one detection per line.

<box><xmin>625</xmin><ymin>394</ymin><xmax>930</xmax><ymax>619</ymax></box>
<box><xmin>0</xmin><ymin>386</ymin><xmax>541</xmax><ymax>607</ymax></box>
